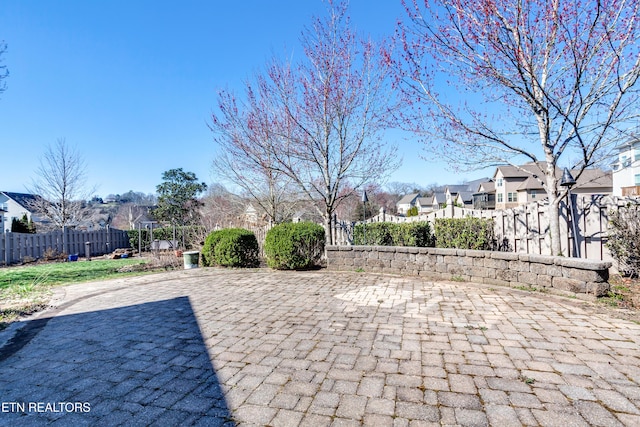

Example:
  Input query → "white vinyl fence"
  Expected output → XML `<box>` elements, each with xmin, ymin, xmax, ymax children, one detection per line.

<box><xmin>1</xmin><ymin>228</ymin><xmax>130</xmax><ymax>265</ymax></box>
<box><xmin>332</xmin><ymin>196</ymin><xmax>639</xmax><ymax>264</ymax></box>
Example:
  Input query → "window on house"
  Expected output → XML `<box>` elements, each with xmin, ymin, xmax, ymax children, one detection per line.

<box><xmin>531</xmin><ymin>190</ymin><xmax>536</xmax><ymax>199</ymax></box>
<box><xmin>497</xmin><ymin>178</ymin><xmax>503</xmax><ymax>187</ymax></box>
<box><xmin>636</xmin><ymin>149</ymin><xmax>640</xmax><ymax>162</ymax></box>
<box><xmin>635</xmin><ymin>174</ymin><xmax>640</xmax><ymax>186</ymax></box>
<box><xmin>497</xmin><ymin>193</ymin><xmax>503</xmax><ymax>203</ymax></box>
<box><xmin>507</xmin><ymin>192</ymin><xmax>517</xmax><ymax>202</ymax></box>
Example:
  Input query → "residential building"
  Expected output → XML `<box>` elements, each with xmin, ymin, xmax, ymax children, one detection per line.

<box><xmin>0</xmin><ymin>192</ymin><xmax>51</xmax><ymax>232</ymax></box>
<box><xmin>611</xmin><ymin>138</ymin><xmax>640</xmax><ymax>196</ymax></box>
<box><xmin>431</xmin><ymin>178</ymin><xmax>488</xmax><ymax>210</ymax></box>
<box><xmin>415</xmin><ymin>196</ymin><xmax>433</xmax><ymax>214</ymax></box>
<box><xmin>396</xmin><ymin>193</ymin><xmax>421</xmax><ymax>215</ymax></box>
<box><xmin>493</xmin><ymin>163</ymin><xmax>612</xmax><ymax>210</ymax></box>
<box><xmin>0</xmin><ymin>205</ymin><xmax>5</xmax><ymax>232</ymax></box>
<box><xmin>472</xmin><ymin>180</ymin><xmax>496</xmax><ymax>210</ymax></box>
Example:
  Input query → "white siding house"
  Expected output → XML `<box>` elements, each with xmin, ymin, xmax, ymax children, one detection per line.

<box><xmin>611</xmin><ymin>139</ymin><xmax>640</xmax><ymax>196</ymax></box>
<box><xmin>0</xmin><ymin>192</ymin><xmax>44</xmax><ymax>232</ymax></box>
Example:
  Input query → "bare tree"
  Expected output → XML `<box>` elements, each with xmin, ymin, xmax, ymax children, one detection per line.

<box><xmin>198</xmin><ymin>183</ymin><xmax>246</xmax><ymax>230</ymax></box>
<box><xmin>212</xmin><ymin>1</ymin><xmax>399</xmax><ymax>243</ymax></box>
<box><xmin>210</xmin><ymin>89</ymin><xmax>301</xmax><ymax>224</ymax></box>
<box><xmin>27</xmin><ymin>138</ymin><xmax>95</xmax><ymax>231</ymax></box>
<box><xmin>397</xmin><ymin>0</ymin><xmax>640</xmax><ymax>255</ymax></box>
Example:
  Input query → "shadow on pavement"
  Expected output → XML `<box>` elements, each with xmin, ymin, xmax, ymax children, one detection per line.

<box><xmin>0</xmin><ymin>296</ymin><xmax>234</xmax><ymax>426</ymax></box>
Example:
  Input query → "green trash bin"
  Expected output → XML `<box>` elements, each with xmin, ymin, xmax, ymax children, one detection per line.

<box><xmin>183</xmin><ymin>251</ymin><xmax>200</xmax><ymax>269</ymax></box>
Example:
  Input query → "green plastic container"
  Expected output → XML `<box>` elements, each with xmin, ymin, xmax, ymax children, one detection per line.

<box><xmin>183</xmin><ymin>251</ymin><xmax>200</xmax><ymax>269</ymax></box>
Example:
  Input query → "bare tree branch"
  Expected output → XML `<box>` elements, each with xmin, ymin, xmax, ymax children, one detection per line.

<box><xmin>397</xmin><ymin>0</ymin><xmax>640</xmax><ymax>254</ymax></box>
<box><xmin>26</xmin><ymin>138</ymin><xmax>95</xmax><ymax>231</ymax></box>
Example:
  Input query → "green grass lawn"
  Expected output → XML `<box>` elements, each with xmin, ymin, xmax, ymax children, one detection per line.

<box><xmin>0</xmin><ymin>258</ymin><xmax>149</xmax><ymax>329</ymax></box>
<box><xmin>0</xmin><ymin>258</ymin><xmax>148</xmax><ymax>291</ymax></box>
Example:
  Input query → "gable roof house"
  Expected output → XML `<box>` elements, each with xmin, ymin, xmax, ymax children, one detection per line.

<box><xmin>429</xmin><ymin>179</ymin><xmax>489</xmax><ymax>210</ymax></box>
<box><xmin>0</xmin><ymin>191</ymin><xmax>48</xmax><ymax>232</ymax></box>
<box><xmin>415</xmin><ymin>197</ymin><xmax>433</xmax><ymax>214</ymax></box>
<box><xmin>493</xmin><ymin>163</ymin><xmax>612</xmax><ymax>210</ymax></box>
<box><xmin>396</xmin><ymin>193</ymin><xmax>421</xmax><ymax>215</ymax></box>
<box><xmin>445</xmin><ymin>185</ymin><xmax>475</xmax><ymax>207</ymax></box>
<box><xmin>473</xmin><ymin>180</ymin><xmax>496</xmax><ymax>210</ymax></box>
<box><xmin>429</xmin><ymin>191</ymin><xmax>447</xmax><ymax>211</ymax></box>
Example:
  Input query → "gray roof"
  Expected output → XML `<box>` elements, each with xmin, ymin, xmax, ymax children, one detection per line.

<box><xmin>516</xmin><ymin>176</ymin><xmax>545</xmax><ymax>191</ymax></box>
<box><xmin>474</xmin><ymin>180</ymin><xmax>495</xmax><ymax>194</ymax></box>
<box><xmin>1</xmin><ymin>192</ymin><xmax>42</xmax><ymax>209</ymax></box>
<box><xmin>494</xmin><ymin>162</ymin><xmax>548</xmax><ymax>179</ymax></box>
<box><xmin>397</xmin><ymin>193</ymin><xmax>421</xmax><ymax>205</ymax></box>
<box><xmin>573</xmin><ymin>168</ymin><xmax>612</xmax><ymax>189</ymax></box>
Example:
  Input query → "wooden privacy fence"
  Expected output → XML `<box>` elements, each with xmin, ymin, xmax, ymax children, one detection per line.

<box><xmin>331</xmin><ymin>196</ymin><xmax>639</xmax><ymax>264</ymax></box>
<box><xmin>1</xmin><ymin>228</ymin><xmax>130</xmax><ymax>265</ymax></box>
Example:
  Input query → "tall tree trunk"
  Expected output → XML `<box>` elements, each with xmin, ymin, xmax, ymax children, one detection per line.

<box><xmin>545</xmin><ymin>167</ymin><xmax>562</xmax><ymax>256</ymax></box>
<box><xmin>324</xmin><ymin>213</ymin><xmax>333</xmax><ymax>246</ymax></box>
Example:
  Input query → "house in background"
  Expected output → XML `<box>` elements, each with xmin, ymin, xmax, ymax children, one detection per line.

<box><xmin>396</xmin><ymin>179</ymin><xmax>489</xmax><ymax>215</ymax></box>
<box><xmin>396</xmin><ymin>193</ymin><xmax>421</xmax><ymax>215</ymax></box>
<box><xmin>0</xmin><ymin>191</ymin><xmax>48</xmax><ymax>232</ymax></box>
<box><xmin>492</xmin><ymin>162</ymin><xmax>612</xmax><ymax>210</ymax></box>
<box><xmin>0</xmin><ymin>205</ymin><xmax>6</xmax><ymax>232</ymax></box>
<box><xmin>415</xmin><ymin>196</ymin><xmax>433</xmax><ymax>215</ymax></box>
<box><xmin>429</xmin><ymin>178</ymin><xmax>489</xmax><ymax>211</ymax></box>
<box><xmin>472</xmin><ymin>180</ymin><xmax>496</xmax><ymax>210</ymax></box>
<box><xmin>611</xmin><ymin>138</ymin><xmax>640</xmax><ymax>196</ymax></box>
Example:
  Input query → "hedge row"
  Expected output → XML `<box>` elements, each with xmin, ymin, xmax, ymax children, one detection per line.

<box><xmin>353</xmin><ymin>222</ymin><xmax>434</xmax><ymax>247</ymax></box>
<box><xmin>353</xmin><ymin>218</ymin><xmax>494</xmax><ymax>250</ymax></box>
<box><xmin>434</xmin><ymin>217</ymin><xmax>495</xmax><ymax>250</ymax></box>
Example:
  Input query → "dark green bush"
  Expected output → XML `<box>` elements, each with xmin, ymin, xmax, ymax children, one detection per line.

<box><xmin>353</xmin><ymin>222</ymin><xmax>434</xmax><ymax>247</ymax></box>
<box><xmin>407</xmin><ymin>206</ymin><xmax>419</xmax><ymax>217</ymax></box>
<box><xmin>201</xmin><ymin>229</ymin><xmax>226</xmax><ymax>267</ymax></box>
<box><xmin>202</xmin><ymin>228</ymin><xmax>259</xmax><ymax>268</ymax></box>
<box><xmin>264</xmin><ymin>222</ymin><xmax>325</xmax><ymax>270</ymax></box>
<box><xmin>434</xmin><ymin>217</ymin><xmax>495</xmax><ymax>250</ymax></box>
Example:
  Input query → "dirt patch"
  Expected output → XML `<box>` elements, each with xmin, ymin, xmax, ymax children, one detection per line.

<box><xmin>592</xmin><ymin>274</ymin><xmax>640</xmax><ymax>324</ymax></box>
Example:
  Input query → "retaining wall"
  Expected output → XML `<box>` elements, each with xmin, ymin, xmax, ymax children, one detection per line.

<box><xmin>326</xmin><ymin>245</ymin><xmax>611</xmax><ymax>299</ymax></box>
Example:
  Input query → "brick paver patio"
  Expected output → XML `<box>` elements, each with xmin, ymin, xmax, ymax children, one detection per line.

<box><xmin>0</xmin><ymin>268</ymin><xmax>639</xmax><ymax>426</ymax></box>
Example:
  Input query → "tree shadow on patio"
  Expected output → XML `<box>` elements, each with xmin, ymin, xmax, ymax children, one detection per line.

<box><xmin>0</xmin><ymin>296</ymin><xmax>234</xmax><ymax>426</ymax></box>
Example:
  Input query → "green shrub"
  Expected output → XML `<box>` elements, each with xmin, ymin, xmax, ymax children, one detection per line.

<box><xmin>434</xmin><ymin>217</ymin><xmax>495</xmax><ymax>250</ymax></box>
<box><xmin>264</xmin><ymin>222</ymin><xmax>325</xmax><ymax>270</ymax></box>
<box><xmin>202</xmin><ymin>228</ymin><xmax>259</xmax><ymax>268</ymax></box>
<box><xmin>353</xmin><ymin>222</ymin><xmax>434</xmax><ymax>247</ymax></box>
<box><xmin>201</xmin><ymin>229</ymin><xmax>225</xmax><ymax>267</ymax></box>
<box><xmin>407</xmin><ymin>206</ymin><xmax>419</xmax><ymax>217</ymax></box>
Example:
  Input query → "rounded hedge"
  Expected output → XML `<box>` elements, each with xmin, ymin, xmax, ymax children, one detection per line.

<box><xmin>202</xmin><ymin>228</ymin><xmax>259</xmax><ymax>268</ymax></box>
<box><xmin>264</xmin><ymin>222</ymin><xmax>325</xmax><ymax>270</ymax></box>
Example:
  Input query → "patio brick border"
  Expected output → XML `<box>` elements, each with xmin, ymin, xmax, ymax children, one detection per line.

<box><xmin>326</xmin><ymin>246</ymin><xmax>611</xmax><ymax>299</ymax></box>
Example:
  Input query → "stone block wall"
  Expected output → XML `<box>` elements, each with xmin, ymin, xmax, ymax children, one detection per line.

<box><xmin>326</xmin><ymin>246</ymin><xmax>611</xmax><ymax>298</ymax></box>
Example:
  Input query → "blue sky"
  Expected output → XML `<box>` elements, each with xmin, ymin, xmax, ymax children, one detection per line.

<box><xmin>0</xmin><ymin>0</ymin><xmax>492</xmax><ymax>198</ymax></box>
